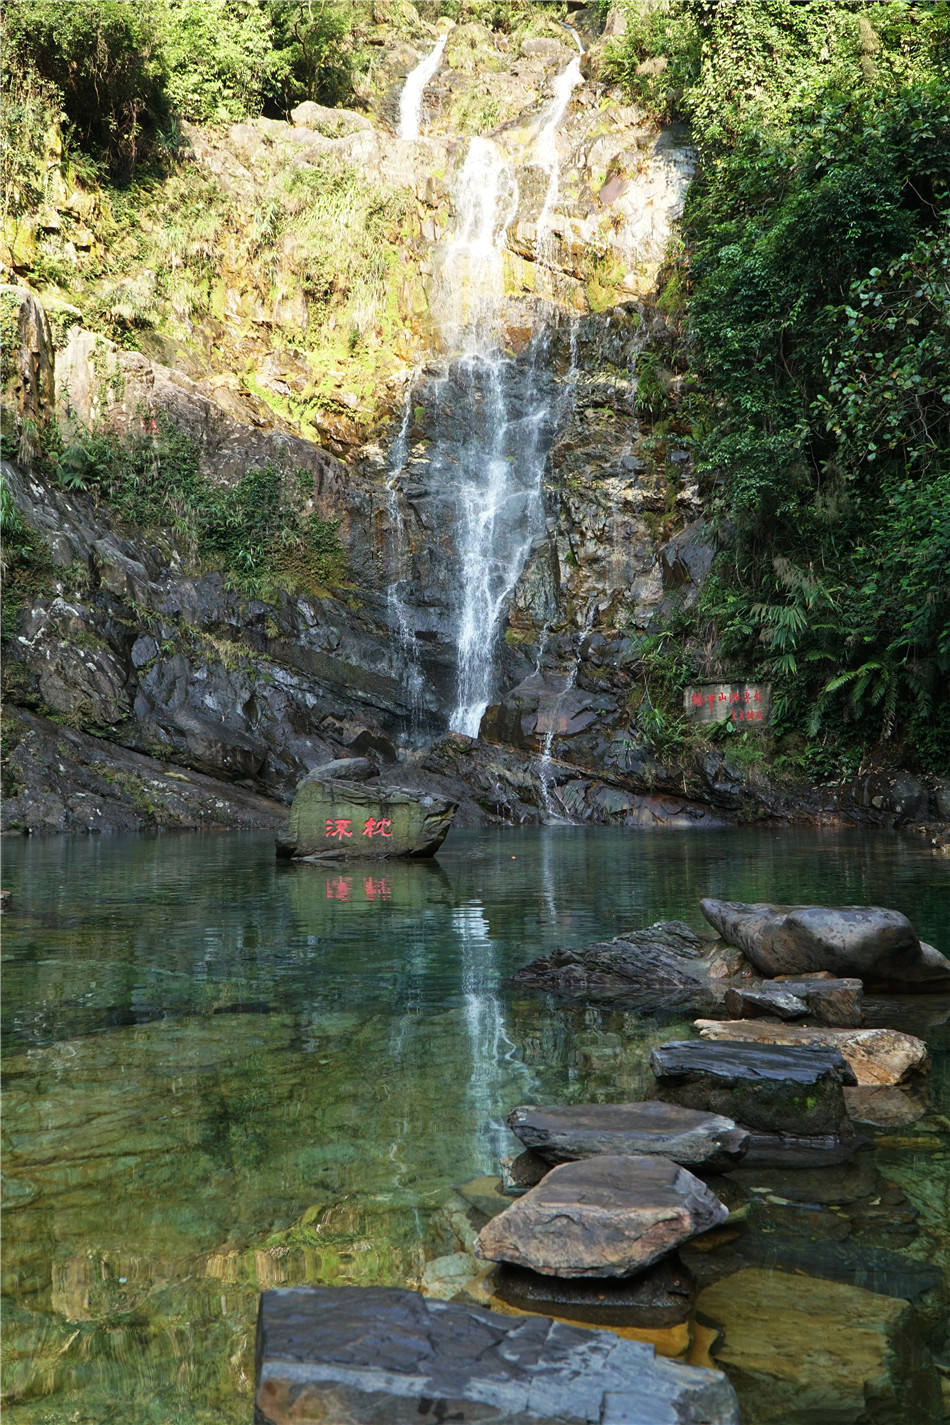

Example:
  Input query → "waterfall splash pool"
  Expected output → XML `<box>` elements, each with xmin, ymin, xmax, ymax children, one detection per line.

<box><xmin>2</xmin><ymin>826</ymin><xmax>948</xmax><ymax>1423</ymax></box>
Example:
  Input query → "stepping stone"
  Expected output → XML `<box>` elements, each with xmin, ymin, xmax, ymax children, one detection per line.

<box><xmin>493</xmin><ymin>1253</ymin><xmax>695</xmax><ymax>1328</ymax></box>
<box><xmin>506</xmin><ymin>1100</ymin><xmax>748</xmax><ymax>1171</ymax></box>
<box><xmin>692</xmin><ymin>1020</ymin><xmax>928</xmax><ymax>1085</ymax></box>
<box><xmin>700</xmin><ymin>899</ymin><xmax>950</xmax><ymax>989</ymax></box>
<box><xmin>650</xmin><ymin>1039</ymin><xmax>856</xmax><ymax>1135</ymax></box>
<box><xmin>474</xmin><ymin>1154</ymin><xmax>728</xmax><ymax>1278</ymax></box>
<box><xmin>255</xmin><ymin>1284</ymin><xmax>742</xmax><ymax>1424</ymax></box>
<box><xmin>724</xmin><ymin>975</ymin><xmax>863</xmax><ymax>1026</ymax></box>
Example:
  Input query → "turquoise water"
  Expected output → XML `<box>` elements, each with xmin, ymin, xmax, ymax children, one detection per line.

<box><xmin>2</xmin><ymin>825</ymin><xmax>948</xmax><ymax>1422</ymax></box>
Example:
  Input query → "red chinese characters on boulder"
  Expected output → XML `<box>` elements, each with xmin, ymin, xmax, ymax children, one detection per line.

<box><xmin>362</xmin><ymin>817</ymin><xmax>393</xmax><ymax>839</ymax></box>
<box><xmin>325</xmin><ymin>818</ymin><xmax>353</xmax><ymax>840</ymax></box>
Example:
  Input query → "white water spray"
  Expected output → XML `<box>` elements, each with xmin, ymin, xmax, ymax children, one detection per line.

<box><xmin>397</xmin><ymin>32</ymin><xmax>448</xmax><ymax>140</ymax></box>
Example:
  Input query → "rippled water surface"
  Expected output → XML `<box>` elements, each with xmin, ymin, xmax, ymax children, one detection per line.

<box><xmin>3</xmin><ymin>826</ymin><xmax>948</xmax><ymax>1423</ymax></box>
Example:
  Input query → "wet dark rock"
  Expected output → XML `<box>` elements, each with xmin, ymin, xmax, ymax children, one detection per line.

<box><xmin>276</xmin><ymin>774</ymin><xmax>457</xmax><ymax>859</ymax></box>
<box><xmin>651</xmin><ymin>1040</ymin><xmax>856</xmax><ymax>1136</ymax></box>
<box><xmin>506</xmin><ymin>1100</ymin><xmax>748</xmax><ymax>1172</ymax></box>
<box><xmin>254</xmin><ymin>1285</ymin><xmax>741</xmax><ymax>1425</ymax></box>
<box><xmin>700</xmin><ymin>899</ymin><xmax>950</xmax><ymax>990</ymax></box>
<box><xmin>724</xmin><ymin>974</ymin><xmax>864</xmax><ymax>1027</ymax></box>
<box><xmin>474</xmin><ymin>1155</ymin><xmax>729</xmax><ymax>1278</ymax></box>
<box><xmin>492</xmin><ymin>1253</ymin><xmax>695</xmax><ymax>1328</ymax></box>
<box><xmin>509</xmin><ymin>920</ymin><xmax>748</xmax><ymax>1013</ymax></box>
<box><xmin>301</xmin><ymin>757</ymin><xmax>378</xmax><ymax>783</ymax></box>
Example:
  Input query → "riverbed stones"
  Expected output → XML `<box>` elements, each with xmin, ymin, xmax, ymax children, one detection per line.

<box><xmin>508</xmin><ymin>920</ymin><xmax>747</xmax><ymax>1013</ymax></box>
<box><xmin>700</xmin><ymin>899</ymin><xmax>950</xmax><ymax>989</ymax></box>
<box><xmin>276</xmin><ymin>771</ymin><xmax>457</xmax><ymax>859</ymax></box>
<box><xmin>506</xmin><ymin>1100</ymin><xmax>749</xmax><ymax>1172</ymax></box>
<box><xmin>692</xmin><ymin>1020</ymin><xmax>929</xmax><ymax>1086</ymax></box>
<box><xmin>723</xmin><ymin>974</ymin><xmax>864</xmax><ymax>1026</ymax></box>
<box><xmin>254</xmin><ymin>1285</ymin><xmax>742</xmax><ymax>1425</ymax></box>
<box><xmin>651</xmin><ymin>1040</ymin><xmax>856</xmax><ymax>1135</ymax></box>
<box><xmin>695</xmin><ymin>1267</ymin><xmax>943</xmax><ymax>1425</ymax></box>
<box><xmin>473</xmin><ymin>1155</ymin><xmax>729</xmax><ymax>1278</ymax></box>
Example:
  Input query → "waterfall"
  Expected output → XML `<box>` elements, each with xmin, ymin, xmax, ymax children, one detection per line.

<box><xmin>397</xmin><ymin>32</ymin><xmax>448</xmax><ymax>140</ymax></box>
<box><xmin>385</xmin><ymin>381</ymin><xmax>426</xmax><ymax>729</ymax></box>
<box><xmin>385</xmin><ymin>60</ymin><xmax>584</xmax><ymax>740</ymax></box>
<box><xmin>537</xmin><ymin>605</ymin><xmax>595</xmax><ymax>822</ymax></box>
<box><xmin>533</xmin><ymin>54</ymin><xmax>583</xmax><ymax>255</ymax></box>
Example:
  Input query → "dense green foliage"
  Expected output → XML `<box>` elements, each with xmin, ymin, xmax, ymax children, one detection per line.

<box><xmin>612</xmin><ymin>0</ymin><xmax>950</xmax><ymax>772</ymax></box>
<box><xmin>51</xmin><ymin>417</ymin><xmax>344</xmax><ymax>593</ymax></box>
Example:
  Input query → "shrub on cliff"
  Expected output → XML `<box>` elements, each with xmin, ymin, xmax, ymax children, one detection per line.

<box><xmin>610</xmin><ymin>0</ymin><xmax>950</xmax><ymax>770</ymax></box>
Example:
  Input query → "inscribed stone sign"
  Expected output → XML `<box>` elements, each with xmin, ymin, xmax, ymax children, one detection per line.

<box><xmin>684</xmin><ymin>683</ymin><xmax>770</xmax><ymax>727</ymax></box>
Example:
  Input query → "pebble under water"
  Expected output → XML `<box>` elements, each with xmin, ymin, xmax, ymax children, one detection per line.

<box><xmin>2</xmin><ymin>825</ymin><xmax>948</xmax><ymax>1424</ymax></box>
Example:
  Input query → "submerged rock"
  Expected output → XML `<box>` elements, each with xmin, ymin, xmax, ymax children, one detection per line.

<box><xmin>696</xmin><ymin>1267</ymin><xmax>943</xmax><ymax>1425</ymax></box>
<box><xmin>506</xmin><ymin>1100</ymin><xmax>748</xmax><ymax>1172</ymax></box>
<box><xmin>651</xmin><ymin>1040</ymin><xmax>856</xmax><ymax>1136</ymax></box>
<box><xmin>508</xmin><ymin>920</ymin><xmax>747</xmax><ymax>1013</ymax></box>
<box><xmin>254</xmin><ymin>1284</ymin><xmax>742</xmax><ymax>1425</ymax></box>
<box><xmin>693</xmin><ymin>1020</ymin><xmax>929</xmax><ymax>1086</ymax></box>
<box><xmin>474</xmin><ymin>1155</ymin><xmax>728</xmax><ymax>1278</ymax></box>
<box><xmin>276</xmin><ymin>771</ymin><xmax>457</xmax><ymax>859</ymax></box>
<box><xmin>700</xmin><ymin>899</ymin><xmax>950</xmax><ymax>990</ymax></box>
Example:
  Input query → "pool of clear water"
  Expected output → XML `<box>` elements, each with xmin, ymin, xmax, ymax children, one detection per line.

<box><xmin>2</xmin><ymin>825</ymin><xmax>948</xmax><ymax>1423</ymax></box>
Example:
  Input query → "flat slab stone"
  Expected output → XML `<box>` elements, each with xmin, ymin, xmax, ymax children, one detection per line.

<box><xmin>700</xmin><ymin>899</ymin><xmax>950</xmax><ymax>989</ymax></box>
<box><xmin>651</xmin><ymin>1040</ymin><xmax>856</xmax><ymax>1135</ymax></box>
<box><xmin>509</xmin><ymin>921</ymin><xmax>745</xmax><ymax>1014</ymax></box>
<box><xmin>276</xmin><ymin>772</ymin><xmax>457</xmax><ymax>859</ymax></box>
<box><xmin>724</xmin><ymin>975</ymin><xmax>863</xmax><ymax>1027</ymax></box>
<box><xmin>474</xmin><ymin>1155</ymin><xmax>728</xmax><ymax>1278</ymax></box>
<box><xmin>693</xmin><ymin>1020</ymin><xmax>928</xmax><ymax>1086</ymax></box>
<box><xmin>506</xmin><ymin>1100</ymin><xmax>748</xmax><ymax>1171</ymax></box>
<box><xmin>255</xmin><ymin>1285</ymin><xmax>741</xmax><ymax>1425</ymax></box>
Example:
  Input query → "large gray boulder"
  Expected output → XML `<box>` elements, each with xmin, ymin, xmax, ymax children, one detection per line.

<box><xmin>255</xmin><ymin>1285</ymin><xmax>741</xmax><ymax>1425</ymax></box>
<box><xmin>506</xmin><ymin>1100</ymin><xmax>748</xmax><ymax>1172</ymax></box>
<box><xmin>276</xmin><ymin>769</ymin><xmax>457</xmax><ymax>859</ymax></box>
<box><xmin>474</xmin><ymin>1155</ymin><xmax>728</xmax><ymax>1278</ymax></box>
<box><xmin>700</xmin><ymin>899</ymin><xmax>950</xmax><ymax>989</ymax></box>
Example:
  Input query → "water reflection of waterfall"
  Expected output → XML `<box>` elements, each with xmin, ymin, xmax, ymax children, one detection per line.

<box><xmin>397</xmin><ymin>32</ymin><xmax>448</xmax><ymax>141</ymax></box>
<box><xmin>453</xmin><ymin>900</ymin><xmax>533</xmax><ymax>1170</ymax></box>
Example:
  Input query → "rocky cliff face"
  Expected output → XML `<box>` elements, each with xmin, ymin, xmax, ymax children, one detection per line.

<box><xmin>2</xmin><ymin>8</ymin><xmax>939</xmax><ymax>835</ymax></box>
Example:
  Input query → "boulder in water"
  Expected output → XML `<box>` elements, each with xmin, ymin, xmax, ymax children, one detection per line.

<box><xmin>276</xmin><ymin>767</ymin><xmax>457</xmax><ymax>859</ymax></box>
<box><xmin>508</xmin><ymin>920</ymin><xmax>747</xmax><ymax>1014</ymax></box>
<box><xmin>700</xmin><ymin>899</ymin><xmax>950</xmax><ymax>989</ymax></box>
<box><xmin>724</xmin><ymin>974</ymin><xmax>864</xmax><ymax>1026</ymax></box>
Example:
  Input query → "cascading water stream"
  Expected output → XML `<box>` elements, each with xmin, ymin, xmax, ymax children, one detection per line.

<box><xmin>533</xmin><ymin>51</ymin><xmax>583</xmax><ymax>258</ymax></box>
<box><xmin>397</xmin><ymin>31</ymin><xmax>448</xmax><ymax>140</ymax></box>
<box><xmin>384</xmin><ymin>58</ymin><xmax>585</xmax><ymax>741</ymax></box>
<box><xmin>385</xmin><ymin>380</ymin><xmax>426</xmax><ymax>729</ymax></box>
